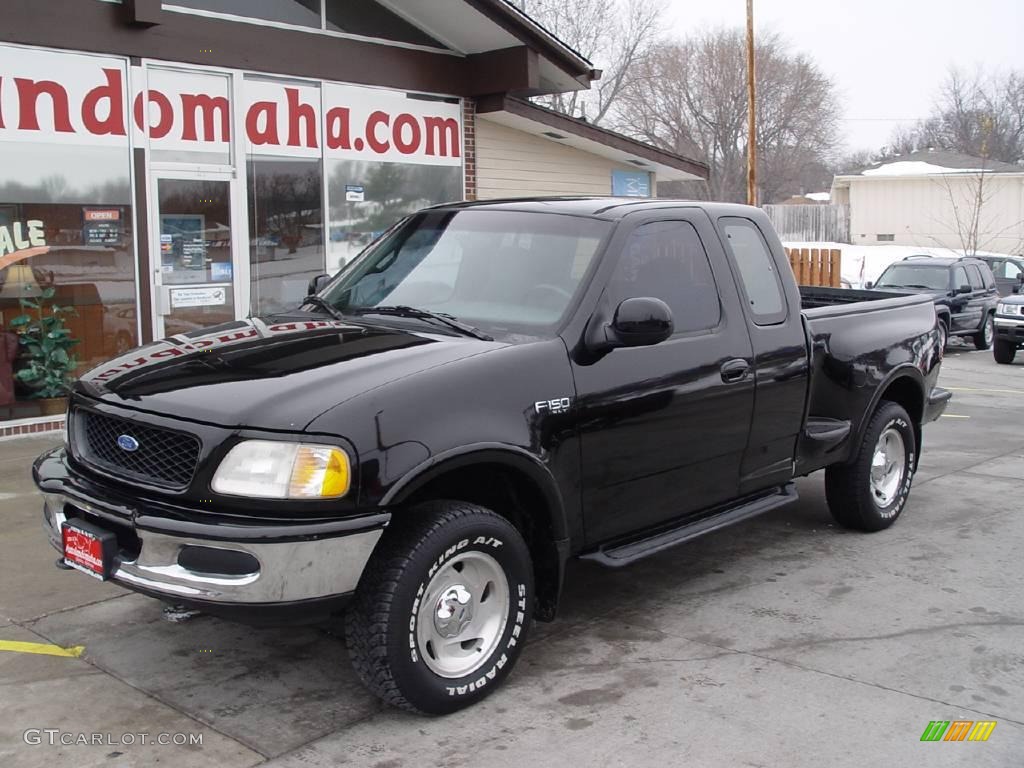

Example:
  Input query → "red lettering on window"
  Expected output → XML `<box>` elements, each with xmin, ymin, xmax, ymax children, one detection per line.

<box><xmin>132</xmin><ymin>89</ymin><xmax>174</xmax><ymax>140</ymax></box>
<box><xmin>325</xmin><ymin>106</ymin><xmax>351</xmax><ymax>150</ymax></box>
<box><xmin>423</xmin><ymin>116</ymin><xmax>460</xmax><ymax>157</ymax></box>
<box><xmin>181</xmin><ymin>93</ymin><xmax>229</xmax><ymax>142</ymax></box>
<box><xmin>246</xmin><ymin>101</ymin><xmax>279</xmax><ymax>146</ymax></box>
<box><xmin>14</xmin><ymin>78</ymin><xmax>74</xmax><ymax>133</ymax></box>
<box><xmin>285</xmin><ymin>88</ymin><xmax>317</xmax><ymax>148</ymax></box>
<box><xmin>366</xmin><ymin>110</ymin><xmax>390</xmax><ymax>153</ymax></box>
<box><xmin>81</xmin><ymin>68</ymin><xmax>126</xmax><ymax>137</ymax></box>
<box><xmin>392</xmin><ymin>113</ymin><xmax>421</xmax><ymax>155</ymax></box>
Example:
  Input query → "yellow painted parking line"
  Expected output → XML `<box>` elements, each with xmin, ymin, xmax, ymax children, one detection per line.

<box><xmin>941</xmin><ymin>414</ymin><xmax>971</xmax><ymax>419</ymax></box>
<box><xmin>0</xmin><ymin>640</ymin><xmax>84</xmax><ymax>658</ymax></box>
<box><xmin>946</xmin><ymin>386</ymin><xmax>1024</xmax><ymax>395</ymax></box>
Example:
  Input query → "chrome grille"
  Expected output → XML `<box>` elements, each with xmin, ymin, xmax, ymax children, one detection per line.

<box><xmin>74</xmin><ymin>409</ymin><xmax>200</xmax><ymax>490</ymax></box>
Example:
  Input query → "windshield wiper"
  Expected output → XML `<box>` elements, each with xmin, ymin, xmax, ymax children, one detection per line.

<box><xmin>352</xmin><ymin>305</ymin><xmax>494</xmax><ymax>341</ymax></box>
<box><xmin>303</xmin><ymin>295</ymin><xmax>347</xmax><ymax>322</ymax></box>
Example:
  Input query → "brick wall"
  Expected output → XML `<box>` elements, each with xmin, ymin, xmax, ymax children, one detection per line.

<box><xmin>463</xmin><ymin>98</ymin><xmax>476</xmax><ymax>201</ymax></box>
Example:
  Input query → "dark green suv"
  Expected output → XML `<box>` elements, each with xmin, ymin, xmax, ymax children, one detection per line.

<box><xmin>869</xmin><ymin>256</ymin><xmax>998</xmax><ymax>350</ymax></box>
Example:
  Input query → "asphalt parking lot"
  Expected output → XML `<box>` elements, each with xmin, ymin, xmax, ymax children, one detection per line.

<box><xmin>1</xmin><ymin>340</ymin><xmax>1022</xmax><ymax>767</ymax></box>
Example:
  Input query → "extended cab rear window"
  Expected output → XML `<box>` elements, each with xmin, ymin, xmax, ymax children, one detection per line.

<box><xmin>719</xmin><ymin>217</ymin><xmax>787</xmax><ymax>325</ymax></box>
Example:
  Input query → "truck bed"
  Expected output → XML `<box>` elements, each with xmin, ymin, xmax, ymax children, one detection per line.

<box><xmin>799</xmin><ymin>285</ymin><xmax>915</xmax><ymax>312</ymax></box>
<box><xmin>796</xmin><ymin>285</ymin><xmax>941</xmax><ymax>476</ymax></box>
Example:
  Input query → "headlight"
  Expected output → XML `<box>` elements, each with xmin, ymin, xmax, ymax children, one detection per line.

<box><xmin>997</xmin><ymin>303</ymin><xmax>1017</xmax><ymax>315</ymax></box>
<box><xmin>212</xmin><ymin>440</ymin><xmax>351</xmax><ymax>499</ymax></box>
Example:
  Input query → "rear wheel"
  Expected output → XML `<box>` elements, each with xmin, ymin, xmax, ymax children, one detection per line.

<box><xmin>345</xmin><ymin>500</ymin><xmax>533</xmax><ymax>715</ymax></box>
<box><xmin>994</xmin><ymin>339</ymin><xmax>1017</xmax><ymax>364</ymax></box>
<box><xmin>825</xmin><ymin>402</ymin><xmax>916</xmax><ymax>532</ymax></box>
<box><xmin>973</xmin><ymin>314</ymin><xmax>994</xmax><ymax>350</ymax></box>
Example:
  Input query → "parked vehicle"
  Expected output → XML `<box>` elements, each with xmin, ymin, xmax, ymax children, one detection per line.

<box><xmin>993</xmin><ymin>292</ymin><xmax>1024</xmax><ymax>363</ymax></box>
<box><xmin>868</xmin><ymin>255</ymin><xmax>998</xmax><ymax>350</ymax></box>
<box><xmin>975</xmin><ymin>254</ymin><xmax>1024</xmax><ymax>297</ymax></box>
<box><xmin>34</xmin><ymin>199</ymin><xmax>949</xmax><ymax>715</ymax></box>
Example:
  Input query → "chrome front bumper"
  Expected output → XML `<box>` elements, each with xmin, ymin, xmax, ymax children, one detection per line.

<box><xmin>42</xmin><ymin>491</ymin><xmax>383</xmax><ymax>605</ymax></box>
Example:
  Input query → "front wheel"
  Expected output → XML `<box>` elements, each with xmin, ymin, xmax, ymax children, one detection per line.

<box><xmin>994</xmin><ymin>338</ymin><xmax>1017</xmax><ymax>364</ymax></box>
<box><xmin>825</xmin><ymin>402</ymin><xmax>916</xmax><ymax>532</ymax></box>
<box><xmin>345</xmin><ymin>501</ymin><xmax>533</xmax><ymax>715</ymax></box>
<box><xmin>973</xmin><ymin>314</ymin><xmax>994</xmax><ymax>350</ymax></box>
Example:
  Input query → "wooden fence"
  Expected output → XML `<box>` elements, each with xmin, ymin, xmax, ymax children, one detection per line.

<box><xmin>764</xmin><ymin>204</ymin><xmax>850</xmax><ymax>244</ymax></box>
<box><xmin>784</xmin><ymin>247</ymin><xmax>842</xmax><ymax>287</ymax></box>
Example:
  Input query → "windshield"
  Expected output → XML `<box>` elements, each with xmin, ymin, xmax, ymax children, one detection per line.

<box><xmin>875</xmin><ymin>264</ymin><xmax>949</xmax><ymax>290</ymax></box>
<box><xmin>318</xmin><ymin>209</ymin><xmax>611</xmax><ymax>335</ymax></box>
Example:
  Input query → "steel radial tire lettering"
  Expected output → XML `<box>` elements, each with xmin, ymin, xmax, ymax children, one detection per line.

<box><xmin>345</xmin><ymin>500</ymin><xmax>533</xmax><ymax>715</ymax></box>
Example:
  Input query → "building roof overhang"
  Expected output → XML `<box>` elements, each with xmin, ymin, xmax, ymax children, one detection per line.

<box><xmin>476</xmin><ymin>95</ymin><xmax>709</xmax><ymax>181</ymax></box>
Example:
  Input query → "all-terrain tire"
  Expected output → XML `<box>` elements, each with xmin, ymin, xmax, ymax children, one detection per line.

<box><xmin>825</xmin><ymin>401</ymin><xmax>916</xmax><ymax>532</ymax></box>
<box><xmin>994</xmin><ymin>339</ymin><xmax>1017</xmax><ymax>364</ymax></box>
<box><xmin>345</xmin><ymin>500</ymin><xmax>533</xmax><ymax>715</ymax></box>
<box><xmin>973</xmin><ymin>314</ymin><xmax>994</xmax><ymax>350</ymax></box>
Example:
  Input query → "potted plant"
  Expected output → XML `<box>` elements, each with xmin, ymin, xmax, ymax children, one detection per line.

<box><xmin>9</xmin><ymin>287</ymin><xmax>79</xmax><ymax>415</ymax></box>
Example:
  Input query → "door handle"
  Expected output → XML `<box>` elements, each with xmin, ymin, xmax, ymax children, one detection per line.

<box><xmin>721</xmin><ymin>358</ymin><xmax>750</xmax><ymax>383</ymax></box>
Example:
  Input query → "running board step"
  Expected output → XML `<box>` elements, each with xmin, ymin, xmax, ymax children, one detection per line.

<box><xmin>581</xmin><ymin>484</ymin><xmax>799</xmax><ymax>568</ymax></box>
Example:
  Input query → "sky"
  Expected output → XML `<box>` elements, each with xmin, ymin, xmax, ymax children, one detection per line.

<box><xmin>661</xmin><ymin>0</ymin><xmax>1023</xmax><ymax>154</ymax></box>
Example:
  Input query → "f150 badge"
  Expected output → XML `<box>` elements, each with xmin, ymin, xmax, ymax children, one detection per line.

<box><xmin>535</xmin><ymin>397</ymin><xmax>572</xmax><ymax>414</ymax></box>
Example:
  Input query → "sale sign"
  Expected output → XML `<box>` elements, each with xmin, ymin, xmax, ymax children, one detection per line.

<box><xmin>0</xmin><ymin>43</ymin><xmax>462</xmax><ymax>166</ymax></box>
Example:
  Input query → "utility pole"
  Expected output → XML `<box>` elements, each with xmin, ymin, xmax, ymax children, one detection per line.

<box><xmin>746</xmin><ymin>0</ymin><xmax>757</xmax><ymax>206</ymax></box>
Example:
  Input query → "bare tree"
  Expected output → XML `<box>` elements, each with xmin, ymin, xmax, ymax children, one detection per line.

<box><xmin>890</xmin><ymin>67</ymin><xmax>1024</xmax><ymax>164</ymax></box>
<box><xmin>927</xmin><ymin>122</ymin><xmax>1024</xmax><ymax>256</ymax></box>
<box><xmin>616</xmin><ymin>29</ymin><xmax>839</xmax><ymax>203</ymax></box>
<box><xmin>512</xmin><ymin>0</ymin><xmax>663</xmax><ymax>125</ymax></box>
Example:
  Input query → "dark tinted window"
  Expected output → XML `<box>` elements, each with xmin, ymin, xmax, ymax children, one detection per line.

<box><xmin>720</xmin><ymin>217</ymin><xmax>786</xmax><ymax>324</ymax></box>
<box><xmin>876</xmin><ymin>264</ymin><xmax>949</xmax><ymax>290</ymax></box>
<box><xmin>953</xmin><ymin>266</ymin><xmax>969</xmax><ymax>289</ymax></box>
<box><xmin>981</xmin><ymin>263</ymin><xmax>996</xmax><ymax>289</ymax></box>
<box><xmin>967</xmin><ymin>264</ymin><xmax>984</xmax><ymax>290</ymax></box>
<box><xmin>607</xmin><ymin>220</ymin><xmax>720</xmax><ymax>334</ymax></box>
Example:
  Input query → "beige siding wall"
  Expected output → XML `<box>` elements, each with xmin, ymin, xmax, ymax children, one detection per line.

<box><xmin>475</xmin><ymin>119</ymin><xmax>641</xmax><ymax>198</ymax></box>
<box><xmin>848</xmin><ymin>175</ymin><xmax>1024</xmax><ymax>253</ymax></box>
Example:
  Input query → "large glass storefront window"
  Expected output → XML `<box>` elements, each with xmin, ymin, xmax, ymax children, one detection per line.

<box><xmin>325</xmin><ymin>161</ymin><xmax>462</xmax><ymax>274</ymax></box>
<box><xmin>248</xmin><ymin>156</ymin><xmax>324</xmax><ymax>315</ymax></box>
<box><xmin>0</xmin><ymin>47</ymin><xmax>137</xmax><ymax>420</ymax></box>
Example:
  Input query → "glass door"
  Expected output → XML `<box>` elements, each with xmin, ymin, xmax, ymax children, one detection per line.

<box><xmin>152</xmin><ymin>173</ymin><xmax>240</xmax><ymax>337</ymax></box>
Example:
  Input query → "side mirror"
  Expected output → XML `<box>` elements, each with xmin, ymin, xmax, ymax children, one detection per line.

<box><xmin>957</xmin><ymin>284</ymin><xmax>972</xmax><ymax>294</ymax></box>
<box><xmin>607</xmin><ymin>297</ymin><xmax>674</xmax><ymax>349</ymax></box>
<box><xmin>864</xmin><ymin>281</ymin><xmax>874</xmax><ymax>289</ymax></box>
<box><xmin>307</xmin><ymin>273</ymin><xmax>331</xmax><ymax>297</ymax></box>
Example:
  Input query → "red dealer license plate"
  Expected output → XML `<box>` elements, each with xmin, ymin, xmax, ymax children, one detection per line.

<box><xmin>62</xmin><ymin>521</ymin><xmax>115</xmax><ymax>580</ymax></box>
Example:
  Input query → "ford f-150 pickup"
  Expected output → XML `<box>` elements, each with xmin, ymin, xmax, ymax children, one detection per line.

<box><xmin>34</xmin><ymin>198</ymin><xmax>950</xmax><ymax>714</ymax></box>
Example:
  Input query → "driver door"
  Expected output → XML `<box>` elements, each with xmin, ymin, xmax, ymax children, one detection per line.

<box><xmin>572</xmin><ymin>211</ymin><xmax>755</xmax><ymax>544</ymax></box>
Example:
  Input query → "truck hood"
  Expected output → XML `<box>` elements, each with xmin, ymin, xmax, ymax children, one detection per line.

<box><xmin>75</xmin><ymin>315</ymin><xmax>505</xmax><ymax>431</ymax></box>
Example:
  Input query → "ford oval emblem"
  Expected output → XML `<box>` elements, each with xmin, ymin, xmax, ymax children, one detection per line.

<box><xmin>117</xmin><ymin>434</ymin><xmax>140</xmax><ymax>452</ymax></box>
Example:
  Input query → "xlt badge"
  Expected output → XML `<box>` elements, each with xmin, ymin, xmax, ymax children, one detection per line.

<box><xmin>535</xmin><ymin>397</ymin><xmax>572</xmax><ymax>414</ymax></box>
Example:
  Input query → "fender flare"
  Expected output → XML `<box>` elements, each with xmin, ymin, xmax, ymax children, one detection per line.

<box><xmin>380</xmin><ymin>442</ymin><xmax>570</xmax><ymax>542</ymax></box>
<box><xmin>854</xmin><ymin>365</ymin><xmax>927</xmax><ymax>453</ymax></box>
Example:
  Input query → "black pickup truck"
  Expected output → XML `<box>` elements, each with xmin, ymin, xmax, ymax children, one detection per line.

<box><xmin>34</xmin><ymin>199</ymin><xmax>949</xmax><ymax>714</ymax></box>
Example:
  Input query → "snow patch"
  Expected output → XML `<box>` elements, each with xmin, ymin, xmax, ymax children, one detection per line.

<box><xmin>804</xmin><ymin>192</ymin><xmax>831</xmax><ymax>201</ymax></box>
<box><xmin>861</xmin><ymin>161</ymin><xmax>987</xmax><ymax>177</ymax></box>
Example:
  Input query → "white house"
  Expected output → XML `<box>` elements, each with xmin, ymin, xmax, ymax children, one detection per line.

<box><xmin>831</xmin><ymin>150</ymin><xmax>1024</xmax><ymax>255</ymax></box>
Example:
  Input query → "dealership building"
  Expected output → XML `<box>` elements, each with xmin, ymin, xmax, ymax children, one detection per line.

<box><xmin>0</xmin><ymin>0</ymin><xmax>707</xmax><ymax>434</ymax></box>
